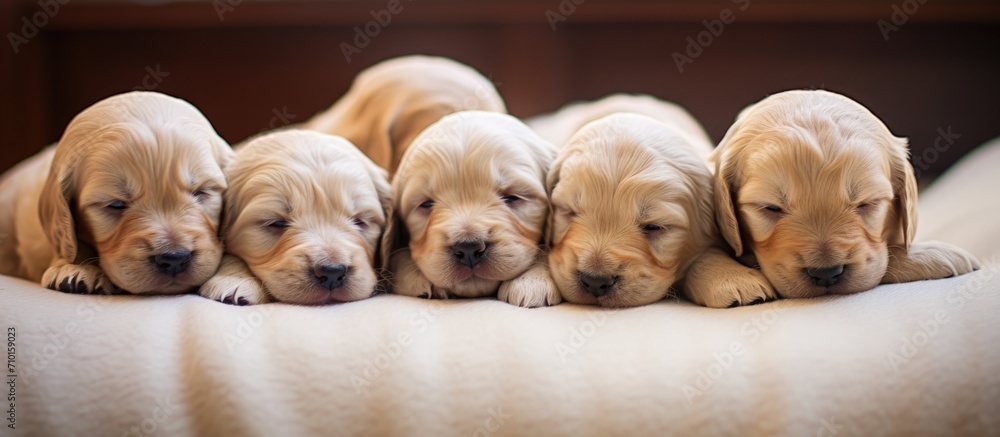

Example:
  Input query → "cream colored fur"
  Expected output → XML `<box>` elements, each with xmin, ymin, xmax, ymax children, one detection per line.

<box><xmin>383</xmin><ymin>111</ymin><xmax>559</xmax><ymax>308</ymax></box>
<box><xmin>547</xmin><ymin>112</ymin><xmax>774</xmax><ymax>308</ymax></box>
<box><xmin>712</xmin><ymin>89</ymin><xmax>979</xmax><ymax>298</ymax></box>
<box><xmin>0</xmin><ymin>91</ymin><xmax>233</xmax><ymax>295</ymax></box>
<box><xmin>304</xmin><ymin>55</ymin><xmax>506</xmax><ymax>174</ymax></box>
<box><xmin>199</xmin><ymin>130</ymin><xmax>391</xmax><ymax>305</ymax></box>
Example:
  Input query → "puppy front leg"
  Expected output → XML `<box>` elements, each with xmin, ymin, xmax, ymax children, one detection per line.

<box><xmin>883</xmin><ymin>241</ymin><xmax>980</xmax><ymax>284</ymax></box>
<box><xmin>42</xmin><ymin>261</ymin><xmax>118</xmax><ymax>295</ymax></box>
<box><xmin>498</xmin><ymin>251</ymin><xmax>561</xmax><ymax>308</ymax></box>
<box><xmin>199</xmin><ymin>254</ymin><xmax>270</xmax><ymax>305</ymax></box>
<box><xmin>682</xmin><ymin>247</ymin><xmax>777</xmax><ymax>308</ymax></box>
<box><xmin>389</xmin><ymin>248</ymin><xmax>446</xmax><ymax>299</ymax></box>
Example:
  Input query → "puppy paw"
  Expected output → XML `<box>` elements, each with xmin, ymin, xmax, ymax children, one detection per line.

<box><xmin>683</xmin><ymin>248</ymin><xmax>778</xmax><ymax>308</ymax></box>
<box><xmin>199</xmin><ymin>273</ymin><xmax>270</xmax><ymax>306</ymax></box>
<box><xmin>42</xmin><ymin>264</ymin><xmax>118</xmax><ymax>295</ymax></box>
<box><xmin>498</xmin><ymin>265</ymin><xmax>561</xmax><ymax>308</ymax></box>
<box><xmin>394</xmin><ymin>270</ymin><xmax>448</xmax><ymax>299</ymax></box>
<box><xmin>884</xmin><ymin>241</ymin><xmax>981</xmax><ymax>284</ymax></box>
<box><xmin>388</xmin><ymin>250</ymin><xmax>449</xmax><ymax>299</ymax></box>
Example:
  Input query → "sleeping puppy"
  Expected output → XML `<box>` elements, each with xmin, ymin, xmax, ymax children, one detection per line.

<box><xmin>712</xmin><ymin>89</ymin><xmax>980</xmax><ymax>299</ymax></box>
<box><xmin>0</xmin><ymin>91</ymin><xmax>233</xmax><ymax>294</ymax></box>
<box><xmin>304</xmin><ymin>55</ymin><xmax>506</xmax><ymax>174</ymax></box>
<box><xmin>528</xmin><ymin>93</ymin><xmax>711</xmax><ymax>149</ymax></box>
<box><xmin>383</xmin><ymin>111</ymin><xmax>559</xmax><ymax>308</ymax></box>
<box><xmin>548</xmin><ymin>112</ymin><xmax>775</xmax><ymax>308</ymax></box>
<box><xmin>199</xmin><ymin>130</ymin><xmax>391</xmax><ymax>305</ymax></box>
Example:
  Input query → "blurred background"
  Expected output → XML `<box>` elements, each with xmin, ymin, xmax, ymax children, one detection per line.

<box><xmin>2</xmin><ymin>0</ymin><xmax>998</xmax><ymax>185</ymax></box>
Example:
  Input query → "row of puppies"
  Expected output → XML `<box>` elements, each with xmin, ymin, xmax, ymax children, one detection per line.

<box><xmin>0</xmin><ymin>55</ymin><xmax>979</xmax><ymax>308</ymax></box>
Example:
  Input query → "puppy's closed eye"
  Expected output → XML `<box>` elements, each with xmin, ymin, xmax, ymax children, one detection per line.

<box><xmin>383</xmin><ymin>111</ymin><xmax>559</xmax><ymax>307</ymax></box>
<box><xmin>201</xmin><ymin>130</ymin><xmax>391</xmax><ymax>306</ymax></box>
<box><xmin>711</xmin><ymin>89</ymin><xmax>979</xmax><ymax>298</ymax></box>
<box><xmin>25</xmin><ymin>91</ymin><xmax>234</xmax><ymax>295</ymax></box>
<box><xmin>547</xmin><ymin>112</ymin><xmax>717</xmax><ymax>308</ymax></box>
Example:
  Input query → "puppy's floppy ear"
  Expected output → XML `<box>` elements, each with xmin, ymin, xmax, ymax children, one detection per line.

<box><xmin>543</xmin><ymin>151</ymin><xmax>566</xmax><ymax>248</ymax></box>
<box><xmin>379</xmin><ymin>179</ymin><xmax>410</xmax><ymax>277</ymax></box>
<box><xmin>523</xmin><ymin>132</ymin><xmax>557</xmax><ymax>245</ymax></box>
<box><xmin>38</xmin><ymin>155</ymin><xmax>78</xmax><ymax>263</ymax></box>
<box><xmin>360</xmin><ymin>156</ymin><xmax>393</xmax><ymax>268</ymax></box>
<box><xmin>888</xmin><ymin>136</ymin><xmax>918</xmax><ymax>252</ymax></box>
<box><xmin>209</xmin><ymin>135</ymin><xmax>234</xmax><ymax>172</ymax></box>
<box><xmin>183</xmin><ymin>117</ymin><xmax>234</xmax><ymax>172</ymax></box>
<box><xmin>712</xmin><ymin>143</ymin><xmax>744</xmax><ymax>257</ymax></box>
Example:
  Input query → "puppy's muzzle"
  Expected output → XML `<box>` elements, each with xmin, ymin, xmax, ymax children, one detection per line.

<box><xmin>151</xmin><ymin>250</ymin><xmax>193</xmax><ymax>277</ymax></box>
<box><xmin>452</xmin><ymin>240</ymin><xmax>490</xmax><ymax>269</ymax></box>
<box><xmin>579</xmin><ymin>272</ymin><xmax>618</xmax><ymax>297</ymax></box>
<box><xmin>314</xmin><ymin>264</ymin><xmax>349</xmax><ymax>291</ymax></box>
<box><xmin>805</xmin><ymin>264</ymin><xmax>846</xmax><ymax>287</ymax></box>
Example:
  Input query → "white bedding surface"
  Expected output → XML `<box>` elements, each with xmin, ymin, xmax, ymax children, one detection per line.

<box><xmin>3</xmin><ymin>138</ymin><xmax>1000</xmax><ymax>436</ymax></box>
<box><xmin>4</xmin><ymin>271</ymin><xmax>1000</xmax><ymax>436</ymax></box>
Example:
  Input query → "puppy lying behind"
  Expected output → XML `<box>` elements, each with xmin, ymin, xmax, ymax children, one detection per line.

<box><xmin>528</xmin><ymin>93</ymin><xmax>711</xmax><ymax>149</ymax></box>
<box><xmin>0</xmin><ymin>91</ymin><xmax>233</xmax><ymax>294</ymax></box>
<box><xmin>712</xmin><ymin>89</ymin><xmax>980</xmax><ymax>299</ymax></box>
<box><xmin>548</xmin><ymin>112</ymin><xmax>775</xmax><ymax>308</ymax></box>
<box><xmin>383</xmin><ymin>111</ymin><xmax>559</xmax><ymax>308</ymax></box>
<box><xmin>199</xmin><ymin>130</ymin><xmax>391</xmax><ymax>305</ymax></box>
<box><xmin>304</xmin><ymin>55</ymin><xmax>506</xmax><ymax>174</ymax></box>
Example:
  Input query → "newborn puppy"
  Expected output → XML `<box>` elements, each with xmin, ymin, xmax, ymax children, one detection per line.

<box><xmin>305</xmin><ymin>55</ymin><xmax>506</xmax><ymax>174</ymax></box>
<box><xmin>713</xmin><ymin>89</ymin><xmax>980</xmax><ymax>298</ymax></box>
<box><xmin>383</xmin><ymin>111</ymin><xmax>559</xmax><ymax>307</ymax></box>
<box><xmin>528</xmin><ymin>93</ymin><xmax>711</xmax><ymax>149</ymax></box>
<box><xmin>0</xmin><ymin>91</ymin><xmax>233</xmax><ymax>294</ymax></box>
<box><xmin>199</xmin><ymin>130</ymin><xmax>391</xmax><ymax>305</ymax></box>
<box><xmin>548</xmin><ymin>112</ymin><xmax>774</xmax><ymax>308</ymax></box>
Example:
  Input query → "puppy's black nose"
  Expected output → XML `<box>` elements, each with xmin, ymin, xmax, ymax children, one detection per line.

<box><xmin>452</xmin><ymin>240</ymin><xmax>488</xmax><ymax>269</ymax></box>
<box><xmin>153</xmin><ymin>250</ymin><xmax>192</xmax><ymax>277</ymax></box>
<box><xmin>314</xmin><ymin>264</ymin><xmax>349</xmax><ymax>290</ymax></box>
<box><xmin>579</xmin><ymin>272</ymin><xmax>618</xmax><ymax>297</ymax></box>
<box><xmin>806</xmin><ymin>265</ymin><xmax>845</xmax><ymax>287</ymax></box>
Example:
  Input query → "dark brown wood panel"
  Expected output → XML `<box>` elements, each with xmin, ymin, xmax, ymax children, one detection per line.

<box><xmin>2</xmin><ymin>0</ymin><xmax>999</xmax><ymax>185</ymax></box>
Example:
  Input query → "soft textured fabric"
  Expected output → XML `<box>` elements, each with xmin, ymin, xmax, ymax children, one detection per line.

<box><xmin>4</xmin><ymin>271</ymin><xmax>999</xmax><ymax>436</ymax></box>
<box><xmin>3</xmin><ymin>138</ymin><xmax>999</xmax><ymax>437</ymax></box>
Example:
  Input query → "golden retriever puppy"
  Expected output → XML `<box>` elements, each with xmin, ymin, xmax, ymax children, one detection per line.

<box><xmin>198</xmin><ymin>130</ymin><xmax>391</xmax><ymax>305</ymax></box>
<box><xmin>712</xmin><ymin>89</ymin><xmax>980</xmax><ymax>299</ymax></box>
<box><xmin>528</xmin><ymin>93</ymin><xmax>710</xmax><ymax>149</ymax></box>
<box><xmin>548</xmin><ymin>112</ymin><xmax>775</xmax><ymax>308</ymax></box>
<box><xmin>0</xmin><ymin>91</ymin><xmax>233</xmax><ymax>294</ymax></box>
<box><xmin>383</xmin><ymin>111</ymin><xmax>559</xmax><ymax>307</ymax></box>
<box><xmin>304</xmin><ymin>55</ymin><xmax>506</xmax><ymax>174</ymax></box>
